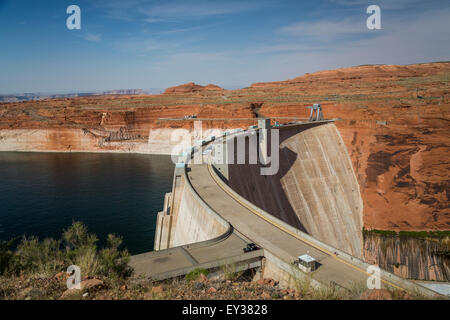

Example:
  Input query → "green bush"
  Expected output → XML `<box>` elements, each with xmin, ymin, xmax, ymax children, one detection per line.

<box><xmin>63</xmin><ymin>221</ymin><xmax>98</xmax><ymax>250</ymax></box>
<box><xmin>98</xmin><ymin>234</ymin><xmax>131</xmax><ymax>279</ymax></box>
<box><xmin>221</xmin><ymin>263</ymin><xmax>244</xmax><ymax>281</ymax></box>
<box><xmin>185</xmin><ymin>268</ymin><xmax>209</xmax><ymax>282</ymax></box>
<box><xmin>74</xmin><ymin>245</ymin><xmax>100</xmax><ymax>277</ymax></box>
<box><xmin>0</xmin><ymin>239</ymin><xmax>15</xmax><ymax>275</ymax></box>
<box><xmin>0</xmin><ymin>221</ymin><xmax>132</xmax><ymax>280</ymax></box>
<box><xmin>14</xmin><ymin>237</ymin><xmax>66</xmax><ymax>276</ymax></box>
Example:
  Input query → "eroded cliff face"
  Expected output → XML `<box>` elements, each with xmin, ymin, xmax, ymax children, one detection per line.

<box><xmin>0</xmin><ymin>94</ymin><xmax>258</xmax><ymax>154</ymax></box>
<box><xmin>364</xmin><ymin>233</ymin><xmax>449</xmax><ymax>281</ymax></box>
<box><xmin>339</xmin><ymin>120</ymin><xmax>449</xmax><ymax>231</ymax></box>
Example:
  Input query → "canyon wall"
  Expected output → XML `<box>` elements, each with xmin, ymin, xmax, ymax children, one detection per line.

<box><xmin>0</xmin><ymin>91</ymin><xmax>258</xmax><ymax>155</ymax></box>
<box><xmin>364</xmin><ymin>233</ymin><xmax>449</xmax><ymax>281</ymax></box>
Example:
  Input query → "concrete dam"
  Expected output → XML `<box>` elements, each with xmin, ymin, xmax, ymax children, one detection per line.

<box><xmin>129</xmin><ymin>120</ymin><xmax>436</xmax><ymax>295</ymax></box>
<box><xmin>227</xmin><ymin>122</ymin><xmax>363</xmax><ymax>258</ymax></box>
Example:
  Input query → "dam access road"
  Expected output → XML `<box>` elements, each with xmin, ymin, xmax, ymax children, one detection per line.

<box><xmin>129</xmin><ymin>120</ymin><xmax>438</xmax><ymax>296</ymax></box>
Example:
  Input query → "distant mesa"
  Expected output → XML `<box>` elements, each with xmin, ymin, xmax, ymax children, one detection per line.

<box><xmin>0</xmin><ymin>89</ymin><xmax>147</xmax><ymax>103</ymax></box>
<box><xmin>164</xmin><ymin>82</ymin><xmax>223</xmax><ymax>94</ymax></box>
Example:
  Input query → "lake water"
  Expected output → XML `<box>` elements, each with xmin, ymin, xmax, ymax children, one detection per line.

<box><xmin>0</xmin><ymin>152</ymin><xmax>174</xmax><ymax>254</ymax></box>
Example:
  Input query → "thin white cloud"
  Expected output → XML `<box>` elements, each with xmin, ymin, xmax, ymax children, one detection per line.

<box><xmin>246</xmin><ymin>43</ymin><xmax>325</xmax><ymax>55</ymax></box>
<box><xmin>113</xmin><ymin>39</ymin><xmax>165</xmax><ymax>52</ymax></box>
<box><xmin>279</xmin><ymin>17</ymin><xmax>367</xmax><ymax>39</ymax></box>
<box><xmin>144</xmin><ymin>17</ymin><xmax>164</xmax><ymax>23</ymax></box>
<box><xmin>330</xmin><ymin>0</ymin><xmax>425</xmax><ymax>10</ymax></box>
<box><xmin>96</xmin><ymin>0</ymin><xmax>269</xmax><ymax>22</ymax></box>
<box><xmin>85</xmin><ymin>33</ymin><xmax>102</xmax><ymax>42</ymax></box>
<box><xmin>112</xmin><ymin>35</ymin><xmax>203</xmax><ymax>54</ymax></box>
<box><xmin>157</xmin><ymin>23</ymin><xmax>221</xmax><ymax>35</ymax></box>
<box><xmin>142</xmin><ymin>1</ymin><xmax>256</xmax><ymax>18</ymax></box>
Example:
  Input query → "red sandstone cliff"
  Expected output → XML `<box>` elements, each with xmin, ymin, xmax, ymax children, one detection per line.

<box><xmin>163</xmin><ymin>82</ymin><xmax>223</xmax><ymax>94</ymax></box>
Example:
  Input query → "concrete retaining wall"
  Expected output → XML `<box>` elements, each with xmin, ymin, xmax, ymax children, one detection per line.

<box><xmin>154</xmin><ymin>164</ymin><xmax>230</xmax><ymax>250</ymax></box>
<box><xmin>262</xmin><ymin>251</ymin><xmax>326</xmax><ymax>290</ymax></box>
<box><xmin>172</xmin><ymin>179</ymin><xmax>228</xmax><ymax>246</ymax></box>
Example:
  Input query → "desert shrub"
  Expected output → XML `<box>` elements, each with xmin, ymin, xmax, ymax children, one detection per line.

<box><xmin>98</xmin><ymin>234</ymin><xmax>131</xmax><ymax>279</ymax></box>
<box><xmin>185</xmin><ymin>268</ymin><xmax>209</xmax><ymax>282</ymax></box>
<box><xmin>291</xmin><ymin>269</ymin><xmax>341</xmax><ymax>300</ymax></box>
<box><xmin>346</xmin><ymin>281</ymin><xmax>368</xmax><ymax>299</ymax></box>
<box><xmin>221</xmin><ymin>262</ymin><xmax>244</xmax><ymax>281</ymax></box>
<box><xmin>14</xmin><ymin>237</ymin><xmax>66</xmax><ymax>276</ymax></box>
<box><xmin>63</xmin><ymin>221</ymin><xmax>101</xmax><ymax>277</ymax></box>
<box><xmin>0</xmin><ymin>239</ymin><xmax>15</xmax><ymax>275</ymax></box>
<box><xmin>1</xmin><ymin>221</ymin><xmax>132</xmax><ymax>281</ymax></box>
<box><xmin>63</xmin><ymin>221</ymin><xmax>98</xmax><ymax>250</ymax></box>
<box><xmin>74</xmin><ymin>245</ymin><xmax>100</xmax><ymax>277</ymax></box>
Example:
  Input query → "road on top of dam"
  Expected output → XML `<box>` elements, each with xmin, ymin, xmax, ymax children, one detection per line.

<box><xmin>186</xmin><ymin>162</ymin><xmax>371</xmax><ymax>290</ymax></box>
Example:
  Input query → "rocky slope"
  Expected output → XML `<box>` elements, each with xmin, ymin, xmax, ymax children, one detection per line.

<box><xmin>0</xmin><ymin>272</ymin><xmax>420</xmax><ymax>300</ymax></box>
<box><xmin>364</xmin><ymin>233</ymin><xmax>449</xmax><ymax>281</ymax></box>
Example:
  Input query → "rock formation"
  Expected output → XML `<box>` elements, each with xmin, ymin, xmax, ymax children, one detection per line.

<box><xmin>163</xmin><ymin>82</ymin><xmax>223</xmax><ymax>94</ymax></box>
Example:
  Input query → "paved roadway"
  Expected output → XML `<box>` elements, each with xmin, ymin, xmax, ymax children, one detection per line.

<box><xmin>130</xmin><ymin>228</ymin><xmax>263</xmax><ymax>281</ymax></box>
<box><xmin>187</xmin><ymin>163</ymin><xmax>373</xmax><ymax>290</ymax></box>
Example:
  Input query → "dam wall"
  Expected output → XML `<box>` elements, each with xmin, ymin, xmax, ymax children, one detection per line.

<box><xmin>227</xmin><ymin>122</ymin><xmax>364</xmax><ymax>257</ymax></box>
<box><xmin>154</xmin><ymin>166</ymin><xmax>230</xmax><ymax>250</ymax></box>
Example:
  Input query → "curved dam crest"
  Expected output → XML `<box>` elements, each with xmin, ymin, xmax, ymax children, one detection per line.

<box><xmin>227</xmin><ymin>122</ymin><xmax>364</xmax><ymax>257</ymax></box>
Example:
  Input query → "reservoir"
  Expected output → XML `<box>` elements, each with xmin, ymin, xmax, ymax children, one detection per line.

<box><xmin>0</xmin><ymin>152</ymin><xmax>174</xmax><ymax>254</ymax></box>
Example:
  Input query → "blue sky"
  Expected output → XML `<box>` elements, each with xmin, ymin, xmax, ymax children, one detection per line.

<box><xmin>1</xmin><ymin>0</ymin><xmax>449</xmax><ymax>94</ymax></box>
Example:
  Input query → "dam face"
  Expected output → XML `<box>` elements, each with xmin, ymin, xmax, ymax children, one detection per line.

<box><xmin>227</xmin><ymin>122</ymin><xmax>364</xmax><ymax>257</ymax></box>
<box><xmin>154</xmin><ymin>167</ymin><xmax>229</xmax><ymax>250</ymax></box>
